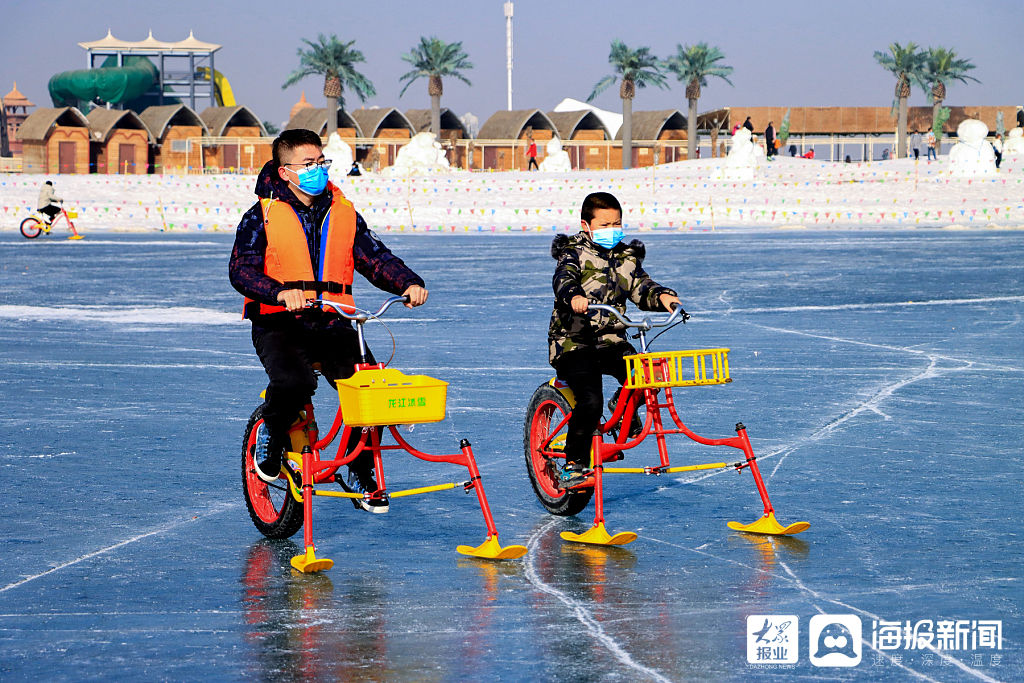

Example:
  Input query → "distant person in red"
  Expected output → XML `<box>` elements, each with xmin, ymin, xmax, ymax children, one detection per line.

<box><xmin>526</xmin><ymin>135</ymin><xmax>539</xmax><ymax>171</ymax></box>
<box><xmin>801</xmin><ymin>148</ymin><xmax>815</xmax><ymax>159</ymax></box>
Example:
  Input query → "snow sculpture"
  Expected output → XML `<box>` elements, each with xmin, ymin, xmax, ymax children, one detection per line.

<box><xmin>1003</xmin><ymin>127</ymin><xmax>1024</xmax><ymax>156</ymax></box>
<box><xmin>380</xmin><ymin>132</ymin><xmax>452</xmax><ymax>177</ymax></box>
<box><xmin>539</xmin><ymin>136</ymin><xmax>572</xmax><ymax>172</ymax></box>
<box><xmin>715</xmin><ymin>127</ymin><xmax>760</xmax><ymax>180</ymax></box>
<box><xmin>948</xmin><ymin>119</ymin><xmax>996</xmax><ymax>177</ymax></box>
<box><xmin>323</xmin><ymin>133</ymin><xmax>355</xmax><ymax>185</ymax></box>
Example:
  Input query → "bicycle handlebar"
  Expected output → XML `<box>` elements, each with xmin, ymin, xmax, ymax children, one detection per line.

<box><xmin>314</xmin><ymin>295</ymin><xmax>409</xmax><ymax>321</ymax></box>
<box><xmin>588</xmin><ymin>303</ymin><xmax>689</xmax><ymax>330</ymax></box>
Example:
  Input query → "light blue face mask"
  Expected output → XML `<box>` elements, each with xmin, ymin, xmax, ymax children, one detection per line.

<box><xmin>288</xmin><ymin>164</ymin><xmax>330</xmax><ymax>196</ymax></box>
<box><xmin>591</xmin><ymin>227</ymin><xmax>624</xmax><ymax>249</ymax></box>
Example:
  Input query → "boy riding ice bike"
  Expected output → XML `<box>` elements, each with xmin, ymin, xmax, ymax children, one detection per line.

<box><xmin>547</xmin><ymin>192</ymin><xmax>680</xmax><ymax>487</ymax></box>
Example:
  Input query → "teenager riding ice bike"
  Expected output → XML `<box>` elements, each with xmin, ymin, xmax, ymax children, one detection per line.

<box><xmin>20</xmin><ymin>205</ymin><xmax>83</xmax><ymax>240</ymax></box>
<box><xmin>242</xmin><ymin>295</ymin><xmax>528</xmax><ymax>573</ymax></box>
<box><xmin>525</xmin><ymin>304</ymin><xmax>810</xmax><ymax>546</ymax></box>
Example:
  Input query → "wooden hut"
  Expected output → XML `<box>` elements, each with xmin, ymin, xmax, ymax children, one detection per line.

<box><xmin>351</xmin><ymin>108</ymin><xmax>415</xmax><ymax>169</ymax></box>
<box><xmin>703</xmin><ymin>105</ymin><xmax>1018</xmax><ymax>159</ymax></box>
<box><xmin>284</xmin><ymin>108</ymin><xmax>362</xmax><ymax>160</ymax></box>
<box><xmin>405</xmin><ymin>108</ymin><xmax>468</xmax><ymax>166</ymax></box>
<box><xmin>86</xmin><ymin>108</ymin><xmax>151</xmax><ymax>174</ymax></box>
<box><xmin>614</xmin><ymin>110</ymin><xmax>687</xmax><ymax>167</ymax></box>
<box><xmin>476</xmin><ymin>109</ymin><xmax>557</xmax><ymax>170</ymax></box>
<box><xmin>284</xmin><ymin>108</ymin><xmax>361</xmax><ymax>138</ymax></box>
<box><xmin>16</xmin><ymin>107</ymin><xmax>91</xmax><ymax>174</ymax></box>
<box><xmin>200</xmin><ymin>105</ymin><xmax>268</xmax><ymax>172</ymax></box>
<box><xmin>140</xmin><ymin>104</ymin><xmax>208</xmax><ymax>174</ymax></box>
<box><xmin>545</xmin><ymin>110</ymin><xmax>612</xmax><ymax>170</ymax></box>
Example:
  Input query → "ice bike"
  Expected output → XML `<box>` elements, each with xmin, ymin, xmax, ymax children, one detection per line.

<box><xmin>20</xmin><ymin>206</ymin><xmax>83</xmax><ymax>239</ymax></box>
<box><xmin>524</xmin><ymin>304</ymin><xmax>810</xmax><ymax>546</ymax></box>
<box><xmin>241</xmin><ymin>295</ymin><xmax>528</xmax><ymax>573</ymax></box>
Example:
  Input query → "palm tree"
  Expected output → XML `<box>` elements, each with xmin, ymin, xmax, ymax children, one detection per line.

<box><xmin>663</xmin><ymin>43</ymin><xmax>733</xmax><ymax>160</ymax></box>
<box><xmin>922</xmin><ymin>47</ymin><xmax>978</xmax><ymax>137</ymax></box>
<box><xmin>873</xmin><ymin>42</ymin><xmax>925</xmax><ymax>158</ymax></box>
<box><xmin>282</xmin><ymin>34</ymin><xmax>376</xmax><ymax>137</ymax></box>
<box><xmin>588</xmin><ymin>40</ymin><xmax>667</xmax><ymax>170</ymax></box>
<box><xmin>399</xmin><ymin>37</ymin><xmax>473</xmax><ymax>139</ymax></box>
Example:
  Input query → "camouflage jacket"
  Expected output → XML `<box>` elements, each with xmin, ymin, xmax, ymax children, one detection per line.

<box><xmin>548</xmin><ymin>232</ymin><xmax>676</xmax><ymax>365</ymax></box>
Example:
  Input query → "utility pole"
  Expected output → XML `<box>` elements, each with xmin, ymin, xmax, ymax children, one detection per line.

<box><xmin>504</xmin><ymin>1</ymin><xmax>514</xmax><ymax>111</ymax></box>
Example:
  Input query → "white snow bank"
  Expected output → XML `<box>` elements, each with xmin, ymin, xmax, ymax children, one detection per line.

<box><xmin>2</xmin><ymin>153</ymin><xmax>1023</xmax><ymax>233</ymax></box>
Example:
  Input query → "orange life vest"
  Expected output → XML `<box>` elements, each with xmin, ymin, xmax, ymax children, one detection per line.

<box><xmin>243</xmin><ymin>187</ymin><xmax>357</xmax><ymax>318</ymax></box>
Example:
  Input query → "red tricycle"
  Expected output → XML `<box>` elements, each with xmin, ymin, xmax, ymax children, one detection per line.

<box><xmin>242</xmin><ymin>296</ymin><xmax>528</xmax><ymax>572</ymax></box>
<box><xmin>524</xmin><ymin>304</ymin><xmax>809</xmax><ymax>545</ymax></box>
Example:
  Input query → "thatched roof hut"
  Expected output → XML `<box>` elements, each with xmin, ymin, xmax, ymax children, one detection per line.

<box><xmin>139</xmin><ymin>104</ymin><xmax>208</xmax><ymax>140</ymax></box>
<box><xmin>16</xmin><ymin>106</ymin><xmax>90</xmax><ymax>142</ymax></box>
<box><xmin>478</xmin><ymin>109</ymin><xmax>556</xmax><ymax>140</ymax></box>
<box><xmin>17</xmin><ymin>107</ymin><xmax>91</xmax><ymax>173</ymax></box>
<box><xmin>284</xmin><ymin>108</ymin><xmax>362</xmax><ymax>137</ymax></box>
<box><xmin>350</xmin><ymin>108</ymin><xmax>415</xmax><ymax>138</ymax></box>
<box><xmin>200</xmin><ymin>105</ymin><xmax>266</xmax><ymax>137</ymax></box>
<box><xmin>404</xmin><ymin>108</ymin><xmax>467</xmax><ymax>137</ymax></box>
<box><xmin>545</xmin><ymin>110</ymin><xmax>611</xmax><ymax>140</ymax></box>
<box><xmin>613</xmin><ymin>110</ymin><xmax>687</xmax><ymax>141</ymax></box>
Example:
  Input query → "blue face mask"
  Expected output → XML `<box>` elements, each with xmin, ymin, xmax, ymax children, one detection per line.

<box><xmin>591</xmin><ymin>227</ymin><xmax>624</xmax><ymax>249</ymax></box>
<box><xmin>288</xmin><ymin>164</ymin><xmax>329</xmax><ymax>196</ymax></box>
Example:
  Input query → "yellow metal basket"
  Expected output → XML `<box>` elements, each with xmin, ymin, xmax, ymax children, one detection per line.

<box><xmin>623</xmin><ymin>349</ymin><xmax>731</xmax><ymax>389</ymax></box>
<box><xmin>336</xmin><ymin>368</ymin><xmax>448</xmax><ymax>426</ymax></box>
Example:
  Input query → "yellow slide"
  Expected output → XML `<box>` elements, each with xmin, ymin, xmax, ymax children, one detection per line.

<box><xmin>196</xmin><ymin>66</ymin><xmax>236</xmax><ymax>107</ymax></box>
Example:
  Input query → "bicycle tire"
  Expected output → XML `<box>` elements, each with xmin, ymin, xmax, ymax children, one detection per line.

<box><xmin>524</xmin><ymin>383</ymin><xmax>592</xmax><ymax>516</ymax></box>
<box><xmin>242</xmin><ymin>404</ymin><xmax>303</xmax><ymax>539</ymax></box>
<box><xmin>19</xmin><ymin>217</ymin><xmax>42</xmax><ymax>239</ymax></box>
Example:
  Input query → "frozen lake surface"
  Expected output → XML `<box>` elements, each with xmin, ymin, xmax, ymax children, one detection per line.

<box><xmin>0</xmin><ymin>230</ymin><xmax>1021</xmax><ymax>681</ymax></box>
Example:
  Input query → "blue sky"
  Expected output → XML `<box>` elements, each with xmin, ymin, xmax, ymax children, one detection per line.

<box><xmin>3</xmin><ymin>0</ymin><xmax>1022</xmax><ymax>128</ymax></box>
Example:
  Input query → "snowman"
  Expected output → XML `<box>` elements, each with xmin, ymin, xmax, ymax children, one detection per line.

<box><xmin>381</xmin><ymin>132</ymin><xmax>452</xmax><ymax>177</ymax></box>
<box><xmin>948</xmin><ymin>119</ymin><xmax>996</xmax><ymax>177</ymax></box>
<box><xmin>715</xmin><ymin>127</ymin><xmax>760</xmax><ymax>180</ymax></box>
<box><xmin>1003</xmin><ymin>127</ymin><xmax>1024</xmax><ymax>157</ymax></box>
<box><xmin>539</xmin><ymin>136</ymin><xmax>572</xmax><ymax>172</ymax></box>
<box><xmin>323</xmin><ymin>132</ymin><xmax>355</xmax><ymax>184</ymax></box>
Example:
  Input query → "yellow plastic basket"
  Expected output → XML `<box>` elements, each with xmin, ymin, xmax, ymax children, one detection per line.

<box><xmin>65</xmin><ymin>210</ymin><xmax>78</xmax><ymax>219</ymax></box>
<box><xmin>336</xmin><ymin>368</ymin><xmax>448</xmax><ymax>426</ymax></box>
<box><xmin>623</xmin><ymin>349</ymin><xmax>731</xmax><ymax>389</ymax></box>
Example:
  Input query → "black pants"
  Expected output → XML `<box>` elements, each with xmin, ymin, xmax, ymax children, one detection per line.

<box><xmin>39</xmin><ymin>205</ymin><xmax>61</xmax><ymax>222</ymax></box>
<box><xmin>253</xmin><ymin>317</ymin><xmax>376</xmax><ymax>469</ymax></box>
<box><xmin>554</xmin><ymin>344</ymin><xmax>632</xmax><ymax>466</ymax></box>
<box><xmin>528</xmin><ymin>157</ymin><xmax>539</xmax><ymax>170</ymax></box>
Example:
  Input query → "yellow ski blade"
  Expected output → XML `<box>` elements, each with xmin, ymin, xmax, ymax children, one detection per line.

<box><xmin>290</xmin><ymin>547</ymin><xmax>334</xmax><ymax>573</ymax></box>
<box><xmin>727</xmin><ymin>512</ymin><xmax>810</xmax><ymax>536</ymax></box>
<box><xmin>456</xmin><ymin>535</ymin><xmax>528</xmax><ymax>560</ymax></box>
<box><xmin>560</xmin><ymin>522</ymin><xmax>637</xmax><ymax>546</ymax></box>
<box><xmin>67</xmin><ymin>235</ymin><xmax>84</xmax><ymax>240</ymax></box>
